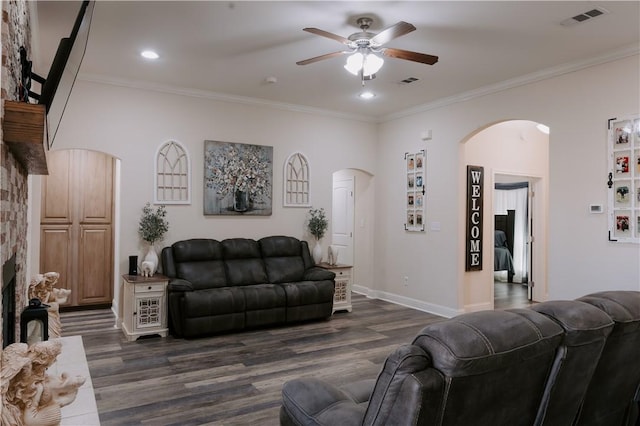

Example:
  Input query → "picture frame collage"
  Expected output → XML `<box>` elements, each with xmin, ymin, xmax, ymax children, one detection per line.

<box><xmin>608</xmin><ymin>115</ymin><xmax>639</xmax><ymax>243</ymax></box>
<box><xmin>405</xmin><ymin>150</ymin><xmax>425</xmax><ymax>232</ymax></box>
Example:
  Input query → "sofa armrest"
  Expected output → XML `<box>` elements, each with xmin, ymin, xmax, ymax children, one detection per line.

<box><xmin>161</xmin><ymin>246</ymin><xmax>177</xmax><ymax>278</ymax></box>
<box><xmin>303</xmin><ymin>267</ymin><xmax>336</xmax><ymax>281</ymax></box>
<box><xmin>168</xmin><ymin>279</ymin><xmax>194</xmax><ymax>292</ymax></box>
<box><xmin>281</xmin><ymin>378</ymin><xmax>366</xmax><ymax>426</ymax></box>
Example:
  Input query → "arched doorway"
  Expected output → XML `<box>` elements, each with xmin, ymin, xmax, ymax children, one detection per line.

<box><xmin>460</xmin><ymin>120</ymin><xmax>549</xmax><ymax>310</ymax></box>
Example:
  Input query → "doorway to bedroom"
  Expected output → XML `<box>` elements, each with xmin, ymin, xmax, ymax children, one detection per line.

<box><xmin>493</xmin><ymin>174</ymin><xmax>534</xmax><ymax>309</ymax></box>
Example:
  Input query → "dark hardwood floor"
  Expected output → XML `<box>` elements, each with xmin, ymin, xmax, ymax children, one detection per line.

<box><xmin>61</xmin><ymin>294</ymin><xmax>445</xmax><ymax>425</ymax></box>
<box><xmin>61</xmin><ymin>291</ymin><xmax>531</xmax><ymax>425</ymax></box>
<box><xmin>494</xmin><ymin>281</ymin><xmax>534</xmax><ymax>309</ymax></box>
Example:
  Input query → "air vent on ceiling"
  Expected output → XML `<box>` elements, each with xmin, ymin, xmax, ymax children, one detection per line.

<box><xmin>561</xmin><ymin>7</ymin><xmax>609</xmax><ymax>26</ymax></box>
<box><xmin>399</xmin><ymin>77</ymin><xmax>419</xmax><ymax>84</ymax></box>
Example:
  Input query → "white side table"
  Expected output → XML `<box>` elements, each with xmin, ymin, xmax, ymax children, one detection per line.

<box><xmin>318</xmin><ymin>263</ymin><xmax>353</xmax><ymax>313</ymax></box>
<box><xmin>121</xmin><ymin>274</ymin><xmax>168</xmax><ymax>341</ymax></box>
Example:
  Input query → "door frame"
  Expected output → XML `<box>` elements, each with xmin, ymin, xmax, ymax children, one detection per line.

<box><xmin>491</xmin><ymin>171</ymin><xmax>546</xmax><ymax>304</ymax></box>
<box><xmin>30</xmin><ymin>149</ymin><xmax>120</xmax><ymax>310</ymax></box>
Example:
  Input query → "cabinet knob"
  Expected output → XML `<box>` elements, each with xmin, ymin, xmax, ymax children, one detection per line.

<box><xmin>148</xmin><ymin>286</ymin><xmax>152</xmax><ymax>290</ymax></box>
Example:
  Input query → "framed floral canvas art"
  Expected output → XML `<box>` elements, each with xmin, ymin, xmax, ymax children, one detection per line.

<box><xmin>204</xmin><ymin>140</ymin><xmax>273</xmax><ymax>215</ymax></box>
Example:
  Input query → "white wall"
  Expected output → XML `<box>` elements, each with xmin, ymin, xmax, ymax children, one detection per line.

<box><xmin>375</xmin><ymin>55</ymin><xmax>640</xmax><ymax>315</ymax></box>
<box><xmin>28</xmin><ymin>80</ymin><xmax>377</xmax><ymax>314</ymax></box>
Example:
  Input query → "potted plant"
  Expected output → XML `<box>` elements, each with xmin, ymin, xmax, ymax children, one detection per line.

<box><xmin>307</xmin><ymin>207</ymin><xmax>328</xmax><ymax>264</ymax></box>
<box><xmin>138</xmin><ymin>203</ymin><xmax>169</xmax><ymax>274</ymax></box>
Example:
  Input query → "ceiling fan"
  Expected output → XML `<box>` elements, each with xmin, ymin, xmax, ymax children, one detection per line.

<box><xmin>296</xmin><ymin>17</ymin><xmax>438</xmax><ymax>82</ymax></box>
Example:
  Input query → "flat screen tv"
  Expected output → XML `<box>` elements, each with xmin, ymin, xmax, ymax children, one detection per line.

<box><xmin>37</xmin><ymin>0</ymin><xmax>95</xmax><ymax>148</ymax></box>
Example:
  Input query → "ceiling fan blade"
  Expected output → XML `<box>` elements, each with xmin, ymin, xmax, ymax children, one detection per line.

<box><xmin>382</xmin><ymin>48</ymin><xmax>439</xmax><ymax>65</ymax></box>
<box><xmin>296</xmin><ymin>51</ymin><xmax>347</xmax><ymax>66</ymax></box>
<box><xmin>303</xmin><ymin>27</ymin><xmax>351</xmax><ymax>45</ymax></box>
<box><xmin>370</xmin><ymin>21</ymin><xmax>416</xmax><ymax>46</ymax></box>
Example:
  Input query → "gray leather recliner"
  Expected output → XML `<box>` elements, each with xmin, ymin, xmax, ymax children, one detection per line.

<box><xmin>281</xmin><ymin>308</ymin><xmax>566</xmax><ymax>425</ymax></box>
<box><xmin>575</xmin><ymin>291</ymin><xmax>640</xmax><ymax>426</ymax></box>
<box><xmin>281</xmin><ymin>291</ymin><xmax>640</xmax><ymax>426</ymax></box>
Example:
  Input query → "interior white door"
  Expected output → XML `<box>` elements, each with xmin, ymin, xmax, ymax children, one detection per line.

<box><xmin>331</xmin><ymin>176</ymin><xmax>354</xmax><ymax>265</ymax></box>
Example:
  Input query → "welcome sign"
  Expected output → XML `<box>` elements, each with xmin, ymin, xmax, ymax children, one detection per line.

<box><xmin>466</xmin><ymin>165</ymin><xmax>484</xmax><ymax>271</ymax></box>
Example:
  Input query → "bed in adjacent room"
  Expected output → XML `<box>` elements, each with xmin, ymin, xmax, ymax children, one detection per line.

<box><xmin>495</xmin><ymin>210</ymin><xmax>515</xmax><ymax>283</ymax></box>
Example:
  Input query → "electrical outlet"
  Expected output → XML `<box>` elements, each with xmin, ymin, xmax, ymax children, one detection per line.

<box><xmin>404</xmin><ymin>276</ymin><xmax>409</xmax><ymax>287</ymax></box>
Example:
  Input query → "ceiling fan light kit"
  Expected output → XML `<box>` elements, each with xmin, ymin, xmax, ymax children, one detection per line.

<box><xmin>344</xmin><ymin>51</ymin><xmax>384</xmax><ymax>77</ymax></box>
<box><xmin>297</xmin><ymin>16</ymin><xmax>438</xmax><ymax>84</ymax></box>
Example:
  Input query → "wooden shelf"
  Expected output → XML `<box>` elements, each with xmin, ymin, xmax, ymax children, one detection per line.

<box><xmin>2</xmin><ymin>100</ymin><xmax>48</xmax><ymax>174</ymax></box>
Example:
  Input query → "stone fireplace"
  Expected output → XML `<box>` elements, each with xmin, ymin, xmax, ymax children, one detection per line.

<box><xmin>2</xmin><ymin>254</ymin><xmax>16</xmax><ymax>347</ymax></box>
<box><xmin>1</xmin><ymin>0</ymin><xmax>33</xmax><ymax>348</ymax></box>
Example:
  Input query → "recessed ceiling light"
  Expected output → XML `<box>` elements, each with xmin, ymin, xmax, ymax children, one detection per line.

<box><xmin>141</xmin><ymin>50</ymin><xmax>159</xmax><ymax>60</ymax></box>
<box><xmin>359</xmin><ymin>91</ymin><xmax>376</xmax><ymax>100</ymax></box>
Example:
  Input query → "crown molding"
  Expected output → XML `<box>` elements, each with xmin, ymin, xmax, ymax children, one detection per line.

<box><xmin>381</xmin><ymin>44</ymin><xmax>639</xmax><ymax>122</ymax></box>
<box><xmin>79</xmin><ymin>43</ymin><xmax>638</xmax><ymax>125</ymax></box>
<box><xmin>77</xmin><ymin>73</ymin><xmax>377</xmax><ymax>124</ymax></box>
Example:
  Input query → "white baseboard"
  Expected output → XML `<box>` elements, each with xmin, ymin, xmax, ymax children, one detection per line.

<box><xmin>352</xmin><ymin>285</ymin><xmax>462</xmax><ymax>318</ymax></box>
<box><xmin>111</xmin><ymin>300</ymin><xmax>120</xmax><ymax>329</ymax></box>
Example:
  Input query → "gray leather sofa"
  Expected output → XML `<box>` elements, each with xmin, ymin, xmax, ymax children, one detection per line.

<box><xmin>161</xmin><ymin>236</ymin><xmax>335</xmax><ymax>338</ymax></box>
<box><xmin>280</xmin><ymin>290</ymin><xmax>640</xmax><ymax>426</ymax></box>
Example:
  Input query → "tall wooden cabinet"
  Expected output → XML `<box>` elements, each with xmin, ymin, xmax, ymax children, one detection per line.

<box><xmin>40</xmin><ymin>150</ymin><xmax>115</xmax><ymax>307</ymax></box>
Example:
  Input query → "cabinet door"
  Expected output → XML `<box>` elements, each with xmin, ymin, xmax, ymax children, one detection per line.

<box><xmin>79</xmin><ymin>150</ymin><xmax>114</xmax><ymax>224</ymax></box>
<box><xmin>41</xmin><ymin>150</ymin><xmax>73</xmax><ymax>224</ymax></box>
<box><xmin>134</xmin><ymin>293</ymin><xmax>165</xmax><ymax>330</ymax></box>
<box><xmin>40</xmin><ymin>225</ymin><xmax>74</xmax><ymax>306</ymax></box>
<box><xmin>40</xmin><ymin>150</ymin><xmax>115</xmax><ymax>308</ymax></box>
<box><xmin>77</xmin><ymin>225</ymin><xmax>113</xmax><ymax>305</ymax></box>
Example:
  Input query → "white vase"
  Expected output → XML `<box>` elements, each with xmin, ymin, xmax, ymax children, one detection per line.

<box><xmin>312</xmin><ymin>239</ymin><xmax>323</xmax><ymax>264</ymax></box>
<box><xmin>144</xmin><ymin>244</ymin><xmax>159</xmax><ymax>275</ymax></box>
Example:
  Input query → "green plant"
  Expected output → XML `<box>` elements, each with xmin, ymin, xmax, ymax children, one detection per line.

<box><xmin>138</xmin><ymin>203</ymin><xmax>169</xmax><ymax>244</ymax></box>
<box><xmin>307</xmin><ymin>207</ymin><xmax>328</xmax><ymax>240</ymax></box>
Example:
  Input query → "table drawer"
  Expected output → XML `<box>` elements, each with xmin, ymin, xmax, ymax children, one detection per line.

<box><xmin>135</xmin><ymin>282</ymin><xmax>165</xmax><ymax>293</ymax></box>
<box><xmin>333</xmin><ymin>269</ymin><xmax>351</xmax><ymax>278</ymax></box>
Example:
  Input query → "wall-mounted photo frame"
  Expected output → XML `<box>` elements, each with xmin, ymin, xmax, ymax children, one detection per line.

<box><xmin>404</xmin><ymin>149</ymin><xmax>425</xmax><ymax>232</ymax></box>
<box><xmin>608</xmin><ymin>114</ymin><xmax>639</xmax><ymax>243</ymax></box>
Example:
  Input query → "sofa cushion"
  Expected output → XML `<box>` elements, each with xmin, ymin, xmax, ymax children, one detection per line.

<box><xmin>172</xmin><ymin>239</ymin><xmax>227</xmax><ymax>290</ymax></box>
<box><xmin>183</xmin><ymin>287</ymin><xmax>245</xmax><ymax>318</ymax></box>
<box><xmin>531</xmin><ymin>300</ymin><xmax>614</xmax><ymax>426</ymax></box>
<box><xmin>222</xmin><ymin>238</ymin><xmax>262</xmax><ymax>258</ymax></box>
<box><xmin>259</xmin><ymin>235</ymin><xmax>301</xmax><ymax>257</ymax></box>
<box><xmin>259</xmin><ymin>236</ymin><xmax>306</xmax><ymax>283</ymax></box>
<box><xmin>239</xmin><ymin>284</ymin><xmax>286</xmax><ymax>310</ymax></box>
<box><xmin>222</xmin><ymin>238</ymin><xmax>268</xmax><ymax>286</ymax></box>
<box><xmin>412</xmin><ymin>309</ymin><xmax>563</xmax><ymax>376</ymax></box>
<box><xmin>173</xmin><ymin>239</ymin><xmax>223</xmax><ymax>262</ymax></box>
<box><xmin>176</xmin><ymin>261</ymin><xmax>227</xmax><ymax>290</ymax></box>
<box><xmin>279</xmin><ymin>280</ymin><xmax>335</xmax><ymax>307</ymax></box>
<box><xmin>263</xmin><ymin>257</ymin><xmax>305</xmax><ymax>284</ymax></box>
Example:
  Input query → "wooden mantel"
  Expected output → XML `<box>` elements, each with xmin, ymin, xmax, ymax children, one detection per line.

<box><xmin>2</xmin><ymin>100</ymin><xmax>48</xmax><ymax>175</ymax></box>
